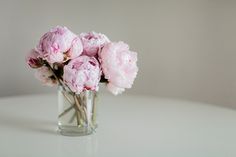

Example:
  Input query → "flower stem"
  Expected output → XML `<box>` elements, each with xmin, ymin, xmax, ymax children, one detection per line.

<box><xmin>74</xmin><ymin>94</ymin><xmax>84</xmax><ymax>126</ymax></box>
<box><xmin>58</xmin><ymin>105</ymin><xmax>74</xmax><ymax>118</ymax></box>
<box><xmin>69</xmin><ymin>111</ymin><xmax>76</xmax><ymax>123</ymax></box>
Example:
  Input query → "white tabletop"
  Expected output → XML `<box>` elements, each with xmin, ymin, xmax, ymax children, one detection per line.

<box><xmin>0</xmin><ymin>93</ymin><xmax>235</xmax><ymax>157</ymax></box>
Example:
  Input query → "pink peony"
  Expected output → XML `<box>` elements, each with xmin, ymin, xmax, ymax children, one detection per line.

<box><xmin>36</xmin><ymin>26</ymin><xmax>83</xmax><ymax>63</ymax></box>
<box><xmin>80</xmin><ymin>31</ymin><xmax>110</xmax><ymax>57</ymax></box>
<box><xmin>100</xmin><ymin>42</ymin><xmax>138</xmax><ymax>95</ymax></box>
<box><xmin>26</xmin><ymin>49</ymin><xmax>43</xmax><ymax>68</ymax></box>
<box><xmin>63</xmin><ymin>56</ymin><xmax>101</xmax><ymax>94</ymax></box>
<box><xmin>35</xmin><ymin>66</ymin><xmax>57</xmax><ymax>86</ymax></box>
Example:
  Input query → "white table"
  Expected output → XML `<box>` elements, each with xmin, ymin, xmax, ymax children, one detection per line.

<box><xmin>0</xmin><ymin>94</ymin><xmax>235</xmax><ymax>157</ymax></box>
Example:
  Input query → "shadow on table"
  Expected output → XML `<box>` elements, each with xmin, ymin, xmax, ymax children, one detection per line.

<box><xmin>0</xmin><ymin>113</ymin><xmax>57</xmax><ymax>135</ymax></box>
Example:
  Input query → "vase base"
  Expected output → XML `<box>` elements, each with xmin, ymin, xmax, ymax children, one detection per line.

<box><xmin>57</xmin><ymin>126</ymin><xmax>96</xmax><ymax>136</ymax></box>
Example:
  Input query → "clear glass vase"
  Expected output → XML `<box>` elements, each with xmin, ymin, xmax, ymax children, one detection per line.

<box><xmin>57</xmin><ymin>86</ymin><xmax>98</xmax><ymax>136</ymax></box>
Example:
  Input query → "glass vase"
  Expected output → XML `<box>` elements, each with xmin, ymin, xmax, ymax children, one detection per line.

<box><xmin>57</xmin><ymin>86</ymin><xmax>98</xmax><ymax>136</ymax></box>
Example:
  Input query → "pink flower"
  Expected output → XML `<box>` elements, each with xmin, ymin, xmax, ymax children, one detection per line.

<box><xmin>80</xmin><ymin>31</ymin><xmax>110</xmax><ymax>57</ymax></box>
<box><xmin>63</xmin><ymin>56</ymin><xmax>101</xmax><ymax>94</ymax></box>
<box><xmin>36</xmin><ymin>26</ymin><xmax>83</xmax><ymax>63</ymax></box>
<box><xmin>100</xmin><ymin>42</ymin><xmax>138</xmax><ymax>95</ymax></box>
<box><xmin>35</xmin><ymin>66</ymin><xmax>57</xmax><ymax>86</ymax></box>
<box><xmin>26</xmin><ymin>49</ymin><xmax>43</xmax><ymax>68</ymax></box>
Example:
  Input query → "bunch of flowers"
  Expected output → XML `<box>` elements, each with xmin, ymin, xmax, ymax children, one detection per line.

<box><xmin>26</xmin><ymin>26</ymin><xmax>138</xmax><ymax>95</ymax></box>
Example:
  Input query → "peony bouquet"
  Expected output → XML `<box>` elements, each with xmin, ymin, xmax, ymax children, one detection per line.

<box><xmin>26</xmin><ymin>26</ymin><xmax>138</xmax><ymax>135</ymax></box>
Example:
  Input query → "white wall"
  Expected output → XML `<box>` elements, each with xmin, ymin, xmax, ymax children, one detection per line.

<box><xmin>0</xmin><ymin>0</ymin><xmax>236</xmax><ymax>107</ymax></box>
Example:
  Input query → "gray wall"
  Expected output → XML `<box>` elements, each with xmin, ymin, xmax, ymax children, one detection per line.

<box><xmin>0</xmin><ymin>0</ymin><xmax>236</xmax><ymax>107</ymax></box>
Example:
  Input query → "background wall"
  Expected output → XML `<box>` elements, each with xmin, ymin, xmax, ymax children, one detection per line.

<box><xmin>0</xmin><ymin>0</ymin><xmax>236</xmax><ymax>108</ymax></box>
